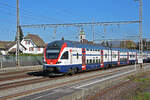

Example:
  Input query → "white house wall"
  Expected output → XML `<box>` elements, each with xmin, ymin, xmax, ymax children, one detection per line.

<box><xmin>0</xmin><ymin>50</ymin><xmax>7</xmax><ymax>55</ymax></box>
<box><xmin>8</xmin><ymin>44</ymin><xmax>25</xmax><ymax>53</ymax></box>
<box><xmin>21</xmin><ymin>39</ymin><xmax>44</xmax><ymax>54</ymax></box>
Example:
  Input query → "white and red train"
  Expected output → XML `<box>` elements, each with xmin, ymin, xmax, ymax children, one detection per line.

<box><xmin>43</xmin><ymin>40</ymin><xmax>150</xmax><ymax>75</ymax></box>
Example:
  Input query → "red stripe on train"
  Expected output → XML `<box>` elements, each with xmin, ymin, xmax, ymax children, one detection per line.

<box><xmin>45</xmin><ymin>43</ymin><xmax>67</xmax><ymax>65</ymax></box>
<box><xmin>82</xmin><ymin>48</ymin><xmax>86</xmax><ymax>70</ymax></box>
<box><xmin>101</xmin><ymin>50</ymin><xmax>104</xmax><ymax>68</ymax></box>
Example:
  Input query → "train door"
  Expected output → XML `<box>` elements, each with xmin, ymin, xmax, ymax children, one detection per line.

<box><xmin>127</xmin><ymin>52</ymin><xmax>129</xmax><ymax>64</ymax></box>
<box><xmin>70</xmin><ymin>49</ymin><xmax>72</xmax><ymax>64</ymax></box>
<box><xmin>118</xmin><ymin>50</ymin><xmax>120</xmax><ymax>66</ymax></box>
<box><xmin>106</xmin><ymin>49</ymin><xmax>110</xmax><ymax>67</ymax></box>
<box><xmin>101</xmin><ymin>50</ymin><xmax>104</xmax><ymax>68</ymax></box>
<box><xmin>136</xmin><ymin>52</ymin><xmax>138</xmax><ymax>63</ymax></box>
<box><xmin>110</xmin><ymin>49</ymin><xmax>112</xmax><ymax>66</ymax></box>
<box><xmin>82</xmin><ymin>48</ymin><xmax>86</xmax><ymax>70</ymax></box>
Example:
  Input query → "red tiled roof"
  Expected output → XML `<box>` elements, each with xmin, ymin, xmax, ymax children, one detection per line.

<box><xmin>24</xmin><ymin>34</ymin><xmax>45</xmax><ymax>47</ymax></box>
<box><xmin>0</xmin><ymin>41</ymin><xmax>16</xmax><ymax>50</ymax></box>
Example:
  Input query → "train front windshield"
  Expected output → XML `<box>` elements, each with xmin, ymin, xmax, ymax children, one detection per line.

<box><xmin>46</xmin><ymin>49</ymin><xmax>60</xmax><ymax>59</ymax></box>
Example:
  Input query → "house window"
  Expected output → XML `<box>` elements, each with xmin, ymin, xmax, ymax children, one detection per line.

<box><xmin>32</xmin><ymin>48</ymin><xmax>34</xmax><ymax>51</ymax></box>
<box><xmin>29</xmin><ymin>47</ymin><xmax>31</xmax><ymax>51</ymax></box>
<box><xmin>38</xmin><ymin>48</ymin><xmax>41</xmax><ymax>51</ymax></box>
<box><xmin>26</xmin><ymin>40</ymin><xmax>30</xmax><ymax>45</ymax></box>
<box><xmin>29</xmin><ymin>47</ymin><xmax>34</xmax><ymax>51</ymax></box>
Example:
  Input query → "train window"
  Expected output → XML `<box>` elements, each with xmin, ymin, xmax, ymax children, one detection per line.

<box><xmin>93</xmin><ymin>59</ymin><xmax>95</xmax><ymax>63</ymax></box>
<box><xmin>105</xmin><ymin>54</ymin><xmax>107</xmax><ymax>58</ymax></box>
<box><xmin>120</xmin><ymin>58</ymin><xmax>127</xmax><ymax>62</ymax></box>
<box><xmin>112</xmin><ymin>54</ymin><xmax>116</xmax><ymax>58</ymax></box>
<box><xmin>90</xmin><ymin>59</ymin><xmax>92</xmax><ymax>64</ymax></box>
<box><xmin>86</xmin><ymin>59</ymin><xmax>89</xmax><ymax>64</ymax></box>
<box><xmin>77</xmin><ymin>53</ymin><xmax>79</xmax><ymax>59</ymax></box>
<box><xmin>46</xmin><ymin>49</ymin><xmax>60</xmax><ymax>59</ymax></box>
<box><xmin>61</xmin><ymin>51</ymin><xmax>68</xmax><ymax>59</ymax></box>
<box><xmin>130</xmin><ymin>55</ymin><xmax>132</xmax><ymax>58</ymax></box>
<box><xmin>96</xmin><ymin>59</ymin><xmax>99</xmax><ymax>63</ymax></box>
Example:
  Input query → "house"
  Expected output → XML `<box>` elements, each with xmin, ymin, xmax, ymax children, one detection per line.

<box><xmin>21</xmin><ymin>34</ymin><xmax>45</xmax><ymax>54</ymax></box>
<box><xmin>0</xmin><ymin>34</ymin><xmax>45</xmax><ymax>55</ymax></box>
<box><xmin>0</xmin><ymin>41</ymin><xmax>16</xmax><ymax>55</ymax></box>
<box><xmin>8</xmin><ymin>43</ymin><xmax>26</xmax><ymax>55</ymax></box>
<box><xmin>0</xmin><ymin>41</ymin><xmax>26</xmax><ymax>55</ymax></box>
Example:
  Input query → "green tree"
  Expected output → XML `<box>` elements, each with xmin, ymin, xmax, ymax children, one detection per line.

<box><xmin>15</xmin><ymin>26</ymin><xmax>24</xmax><ymax>42</ymax></box>
<box><xmin>121</xmin><ymin>40</ymin><xmax>136</xmax><ymax>49</ymax></box>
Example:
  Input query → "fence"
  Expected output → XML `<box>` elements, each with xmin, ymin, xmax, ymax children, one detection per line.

<box><xmin>0</xmin><ymin>55</ymin><xmax>43</xmax><ymax>68</ymax></box>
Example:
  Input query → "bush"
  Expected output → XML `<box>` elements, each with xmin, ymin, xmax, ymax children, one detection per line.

<box><xmin>132</xmin><ymin>92</ymin><xmax>150</xmax><ymax>100</ymax></box>
<box><xmin>20</xmin><ymin>53</ymin><xmax>43</xmax><ymax>56</ymax></box>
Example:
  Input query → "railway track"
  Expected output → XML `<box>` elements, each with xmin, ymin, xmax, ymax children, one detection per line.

<box><xmin>0</xmin><ymin>66</ymin><xmax>124</xmax><ymax>91</ymax></box>
<box><xmin>0</xmin><ymin>77</ymin><xmax>49</xmax><ymax>90</ymax></box>
<box><xmin>0</xmin><ymin>64</ymin><xmax>149</xmax><ymax>100</ymax></box>
<box><xmin>0</xmin><ymin>70</ymin><xmax>36</xmax><ymax>76</ymax></box>
<box><xmin>0</xmin><ymin>69</ymin><xmax>43</xmax><ymax>82</ymax></box>
<box><xmin>0</xmin><ymin>65</ymin><xmax>136</xmax><ymax>100</ymax></box>
<box><xmin>0</xmin><ymin>74</ymin><xmax>33</xmax><ymax>82</ymax></box>
<box><xmin>0</xmin><ymin>63</ymin><xmax>146</xmax><ymax>89</ymax></box>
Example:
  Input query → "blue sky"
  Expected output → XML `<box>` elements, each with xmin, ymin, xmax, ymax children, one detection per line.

<box><xmin>0</xmin><ymin>0</ymin><xmax>150</xmax><ymax>42</ymax></box>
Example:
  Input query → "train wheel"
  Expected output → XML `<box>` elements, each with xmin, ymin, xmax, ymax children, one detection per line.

<box><xmin>68</xmin><ymin>68</ymin><xmax>75</xmax><ymax>75</ymax></box>
<box><xmin>74</xmin><ymin>67</ymin><xmax>78</xmax><ymax>74</ymax></box>
<box><xmin>109</xmin><ymin>64</ymin><xmax>112</xmax><ymax>68</ymax></box>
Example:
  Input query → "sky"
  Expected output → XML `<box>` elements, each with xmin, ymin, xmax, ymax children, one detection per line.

<box><xmin>0</xmin><ymin>0</ymin><xmax>150</xmax><ymax>43</ymax></box>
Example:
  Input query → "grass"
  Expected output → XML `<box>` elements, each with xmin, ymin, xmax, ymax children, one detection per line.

<box><xmin>131</xmin><ymin>92</ymin><xmax>150</xmax><ymax>100</ymax></box>
<box><xmin>8</xmin><ymin>53</ymin><xmax>43</xmax><ymax>56</ymax></box>
<box><xmin>127</xmin><ymin>71</ymin><xmax>150</xmax><ymax>100</ymax></box>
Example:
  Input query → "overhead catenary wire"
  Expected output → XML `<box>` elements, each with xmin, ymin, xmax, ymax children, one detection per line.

<box><xmin>0</xmin><ymin>1</ymin><xmax>64</xmax><ymax>23</ymax></box>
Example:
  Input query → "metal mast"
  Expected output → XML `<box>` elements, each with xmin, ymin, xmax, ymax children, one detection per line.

<box><xmin>16</xmin><ymin>0</ymin><xmax>20</xmax><ymax>67</ymax></box>
<box><xmin>92</xmin><ymin>23</ymin><xmax>95</xmax><ymax>43</ymax></box>
<box><xmin>139</xmin><ymin>0</ymin><xmax>143</xmax><ymax>67</ymax></box>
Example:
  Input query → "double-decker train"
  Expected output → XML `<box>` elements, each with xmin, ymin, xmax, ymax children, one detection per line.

<box><xmin>43</xmin><ymin>40</ymin><xmax>150</xmax><ymax>75</ymax></box>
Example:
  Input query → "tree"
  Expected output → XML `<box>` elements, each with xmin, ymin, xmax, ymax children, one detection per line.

<box><xmin>120</xmin><ymin>40</ymin><xmax>136</xmax><ymax>49</ymax></box>
<box><xmin>15</xmin><ymin>26</ymin><xmax>24</xmax><ymax>42</ymax></box>
<box><xmin>106</xmin><ymin>41</ymin><xmax>109</xmax><ymax>47</ymax></box>
<box><xmin>101</xmin><ymin>41</ymin><xmax>105</xmax><ymax>46</ymax></box>
<box><xmin>61</xmin><ymin>37</ymin><xmax>64</xmax><ymax>40</ymax></box>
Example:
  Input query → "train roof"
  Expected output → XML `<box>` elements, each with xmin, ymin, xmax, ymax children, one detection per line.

<box><xmin>47</xmin><ymin>40</ymin><xmax>108</xmax><ymax>50</ymax></box>
<box><xmin>47</xmin><ymin>40</ymin><xmax>140</xmax><ymax>52</ymax></box>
